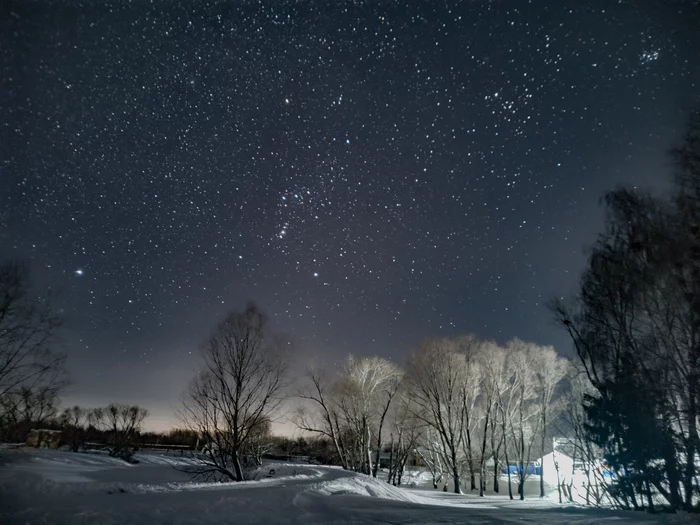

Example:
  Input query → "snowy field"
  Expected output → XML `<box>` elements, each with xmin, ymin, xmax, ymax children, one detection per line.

<box><xmin>0</xmin><ymin>449</ymin><xmax>687</xmax><ymax>524</ymax></box>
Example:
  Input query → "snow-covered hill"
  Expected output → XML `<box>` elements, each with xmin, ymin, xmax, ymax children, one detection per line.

<box><xmin>0</xmin><ymin>449</ymin><xmax>681</xmax><ymax>524</ymax></box>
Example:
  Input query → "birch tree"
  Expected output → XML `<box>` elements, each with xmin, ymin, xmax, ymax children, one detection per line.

<box><xmin>385</xmin><ymin>391</ymin><xmax>420</xmax><ymax>486</ymax></box>
<box><xmin>530</xmin><ymin>344</ymin><xmax>567</xmax><ymax>498</ymax></box>
<box><xmin>455</xmin><ymin>335</ymin><xmax>483</xmax><ymax>491</ymax></box>
<box><xmin>407</xmin><ymin>338</ymin><xmax>467</xmax><ymax>493</ymax></box>
<box><xmin>335</xmin><ymin>356</ymin><xmax>403</xmax><ymax>476</ymax></box>
<box><xmin>475</xmin><ymin>341</ymin><xmax>505</xmax><ymax>496</ymax></box>
<box><xmin>415</xmin><ymin>426</ymin><xmax>447</xmax><ymax>489</ymax></box>
<box><xmin>505</xmin><ymin>339</ymin><xmax>540</xmax><ymax>501</ymax></box>
<box><xmin>297</xmin><ymin>355</ymin><xmax>402</xmax><ymax>476</ymax></box>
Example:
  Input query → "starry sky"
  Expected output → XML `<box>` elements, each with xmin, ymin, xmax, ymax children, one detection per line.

<box><xmin>1</xmin><ymin>0</ymin><xmax>699</xmax><ymax>430</ymax></box>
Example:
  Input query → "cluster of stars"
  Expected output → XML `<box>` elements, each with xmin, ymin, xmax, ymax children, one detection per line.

<box><xmin>0</xmin><ymin>1</ymin><xmax>696</xmax><ymax>406</ymax></box>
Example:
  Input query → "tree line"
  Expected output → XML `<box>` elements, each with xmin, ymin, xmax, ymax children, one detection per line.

<box><xmin>297</xmin><ymin>335</ymin><xmax>567</xmax><ymax>500</ymax></box>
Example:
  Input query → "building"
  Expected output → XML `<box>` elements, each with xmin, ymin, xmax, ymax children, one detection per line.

<box><xmin>25</xmin><ymin>429</ymin><xmax>62</xmax><ymax>449</ymax></box>
<box><xmin>538</xmin><ymin>450</ymin><xmax>574</xmax><ymax>484</ymax></box>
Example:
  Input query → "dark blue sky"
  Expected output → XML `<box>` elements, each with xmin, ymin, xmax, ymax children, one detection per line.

<box><xmin>1</xmin><ymin>0</ymin><xmax>698</xmax><ymax>429</ymax></box>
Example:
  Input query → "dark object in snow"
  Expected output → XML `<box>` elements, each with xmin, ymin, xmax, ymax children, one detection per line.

<box><xmin>25</xmin><ymin>429</ymin><xmax>62</xmax><ymax>449</ymax></box>
<box><xmin>443</xmin><ymin>483</ymin><xmax>448</xmax><ymax>492</ymax></box>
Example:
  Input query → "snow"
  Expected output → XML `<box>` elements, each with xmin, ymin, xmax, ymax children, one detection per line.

<box><xmin>0</xmin><ymin>448</ymin><xmax>684</xmax><ymax>524</ymax></box>
<box><xmin>396</xmin><ymin>468</ymin><xmax>435</xmax><ymax>487</ymax></box>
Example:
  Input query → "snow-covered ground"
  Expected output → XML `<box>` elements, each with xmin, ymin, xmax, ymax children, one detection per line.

<box><xmin>0</xmin><ymin>448</ymin><xmax>686</xmax><ymax>524</ymax></box>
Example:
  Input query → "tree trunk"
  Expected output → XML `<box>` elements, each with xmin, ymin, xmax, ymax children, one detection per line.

<box><xmin>539</xmin><ymin>466</ymin><xmax>545</xmax><ymax>498</ymax></box>
<box><xmin>518</xmin><ymin>427</ymin><xmax>525</xmax><ymax>500</ymax></box>
<box><xmin>683</xmin><ymin>359</ymin><xmax>698</xmax><ymax>511</ymax></box>
<box><xmin>451</xmin><ymin>445</ymin><xmax>462</xmax><ymax>494</ymax></box>
<box><xmin>464</xmin><ymin>425</ymin><xmax>476</xmax><ymax>491</ymax></box>
<box><xmin>504</xmin><ymin>442</ymin><xmax>513</xmax><ymax>500</ymax></box>
<box><xmin>366</xmin><ymin>424</ymin><xmax>373</xmax><ymax>476</ymax></box>
<box><xmin>629</xmin><ymin>482</ymin><xmax>640</xmax><ymax>511</ymax></box>
<box><xmin>332</xmin><ymin>418</ymin><xmax>350</xmax><ymax>470</ymax></box>
<box><xmin>645</xmin><ymin>479</ymin><xmax>655</xmax><ymax>513</ymax></box>
<box><xmin>452</xmin><ymin>468</ymin><xmax>461</xmax><ymax>494</ymax></box>
<box><xmin>663</xmin><ymin>429</ymin><xmax>683</xmax><ymax>510</ymax></box>
<box><xmin>518</xmin><ymin>477</ymin><xmax>524</xmax><ymax>500</ymax></box>
<box><xmin>554</xmin><ymin>457</ymin><xmax>562</xmax><ymax>504</ymax></box>
<box><xmin>518</xmin><ymin>401</ymin><xmax>528</xmax><ymax>502</ymax></box>
<box><xmin>479</xmin><ymin>411</ymin><xmax>490</xmax><ymax>497</ymax></box>
<box><xmin>467</xmin><ymin>441</ymin><xmax>476</xmax><ymax>491</ymax></box>
<box><xmin>232</xmin><ymin>448</ymin><xmax>244</xmax><ymax>481</ymax></box>
<box><xmin>493</xmin><ymin>446</ymin><xmax>500</xmax><ymax>493</ymax></box>
<box><xmin>372</xmin><ymin>445</ymin><xmax>381</xmax><ymax>477</ymax></box>
<box><xmin>539</xmin><ymin>411</ymin><xmax>546</xmax><ymax>498</ymax></box>
<box><xmin>386</xmin><ymin>434</ymin><xmax>394</xmax><ymax>484</ymax></box>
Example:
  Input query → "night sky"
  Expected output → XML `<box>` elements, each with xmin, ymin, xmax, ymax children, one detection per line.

<box><xmin>1</xmin><ymin>1</ymin><xmax>699</xmax><ymax>430</ymax></box>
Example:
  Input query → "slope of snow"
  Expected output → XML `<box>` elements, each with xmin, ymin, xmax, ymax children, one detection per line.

<box><xmin>0</xmin><ymin>448</ymin><xmax>683</xmax><ymax>524</ymax></box>
<box><xmin>311</xmin><ymin>473</ymin><xmax>499</xmax><ymax>508</ymax></box>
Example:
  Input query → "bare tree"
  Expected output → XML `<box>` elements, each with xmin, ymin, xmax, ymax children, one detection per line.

<box><xmin>494</xmin><ymin>340</ymin><xmax>533</xmax><ymax>500</ymax></box>
<box><xmin>91</xmin><ymin>404</ymin><xmax>148</xmax><ymax>461</ymax></box>
<box><xmin>415</xmin><ymin>426</ymin><xmax>447</xmax><ymax>489</ymax></box>
<box><xmin>180</xmin><ymin>303</ymin><xmax>289</xmax><ymax>482</ymax></box>
<box><xmin>406</xmin><ymin>338</ymin><xmax>467</xmax><ymax>493</ymax></box>
<box><xmin>0</xmin><ymin>384</ymin><xmax>61</xmax><ymax>434</ymax></box>
<box><xmin>528</xmin><ymin>344</ymin><xmax>568</xmax><ymax>498</ymax></box>
<box><xmin>0</xmin><ymin>261</ymin><xmax>66</xmax><ymax>439</ymax></box>
<box><xmin>59</xmin><ymin>405</ymin><xmax>89</xmax><ymax>452</ymax></box>
<box><xmin>505</xmin><ymin>339</ymin><xmax>540</xmax><ymax>501</ymax></box>
<box><xmin>243</xmin><ymin>418</ymin><xmax>272</xmax><ymax>468</ymax></box>
<box><xmin>296</xmin><ymin>363</ymin><xmax>351</xmax><ymax>470</ymax></box>
<box><xmin>386</xmin><ymin>392</ymin><xmax>421</xmax><ymax>486</ymax></box>
<box><xmin>455</xmin><ymin>335</ymin><xmax>483</xmax><ymax>492</ymax></box>
<box><xmin>296</xmin><ymin>355</ymin><xmax>402</xmax><ymax>477</ymax></box>
<box><xmin>552</xmin><ymin>368</ymin><xmax>610</xmax><ymax>507</ymax></box>
<box><xmin>336</xmin><ymin>356</ymin><xmax>403</xmax><ymax>476</ymax></box>
<box><xmin>369</xmin><ymin>358</ymin><xmax>403</xmax><ymax>478</ymax></box>
<box><xmin>475</xmin><ymin>341</ymin><xmax>505</xmax><ymax>496</ymax></box>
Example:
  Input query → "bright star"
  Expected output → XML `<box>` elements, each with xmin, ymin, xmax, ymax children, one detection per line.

<box><xmin>313</xmin><ymin>272</ymin><xmax>319</xmax><ymax>277</ymax></box>
<box><xmin>74</xmin><ymin>269</ymin><xmax>84</xmax><ymax>276</ymax></box>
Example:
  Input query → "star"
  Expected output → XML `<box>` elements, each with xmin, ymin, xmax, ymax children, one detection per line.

<box><xmin>1</xmin><ymin>0</ymin><xmax>693</xmax><ymax>437</ymax></box>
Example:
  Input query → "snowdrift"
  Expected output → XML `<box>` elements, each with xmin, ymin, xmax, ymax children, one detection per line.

<box><xmin>1</xmin><ymin>448</ymin><xmax>682</xmax><ymax>524</ymax></box>
<box><xmin>310</xmin><ymin>473</ymin><xmax>499</xmax><ymax>509</ymax></box>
